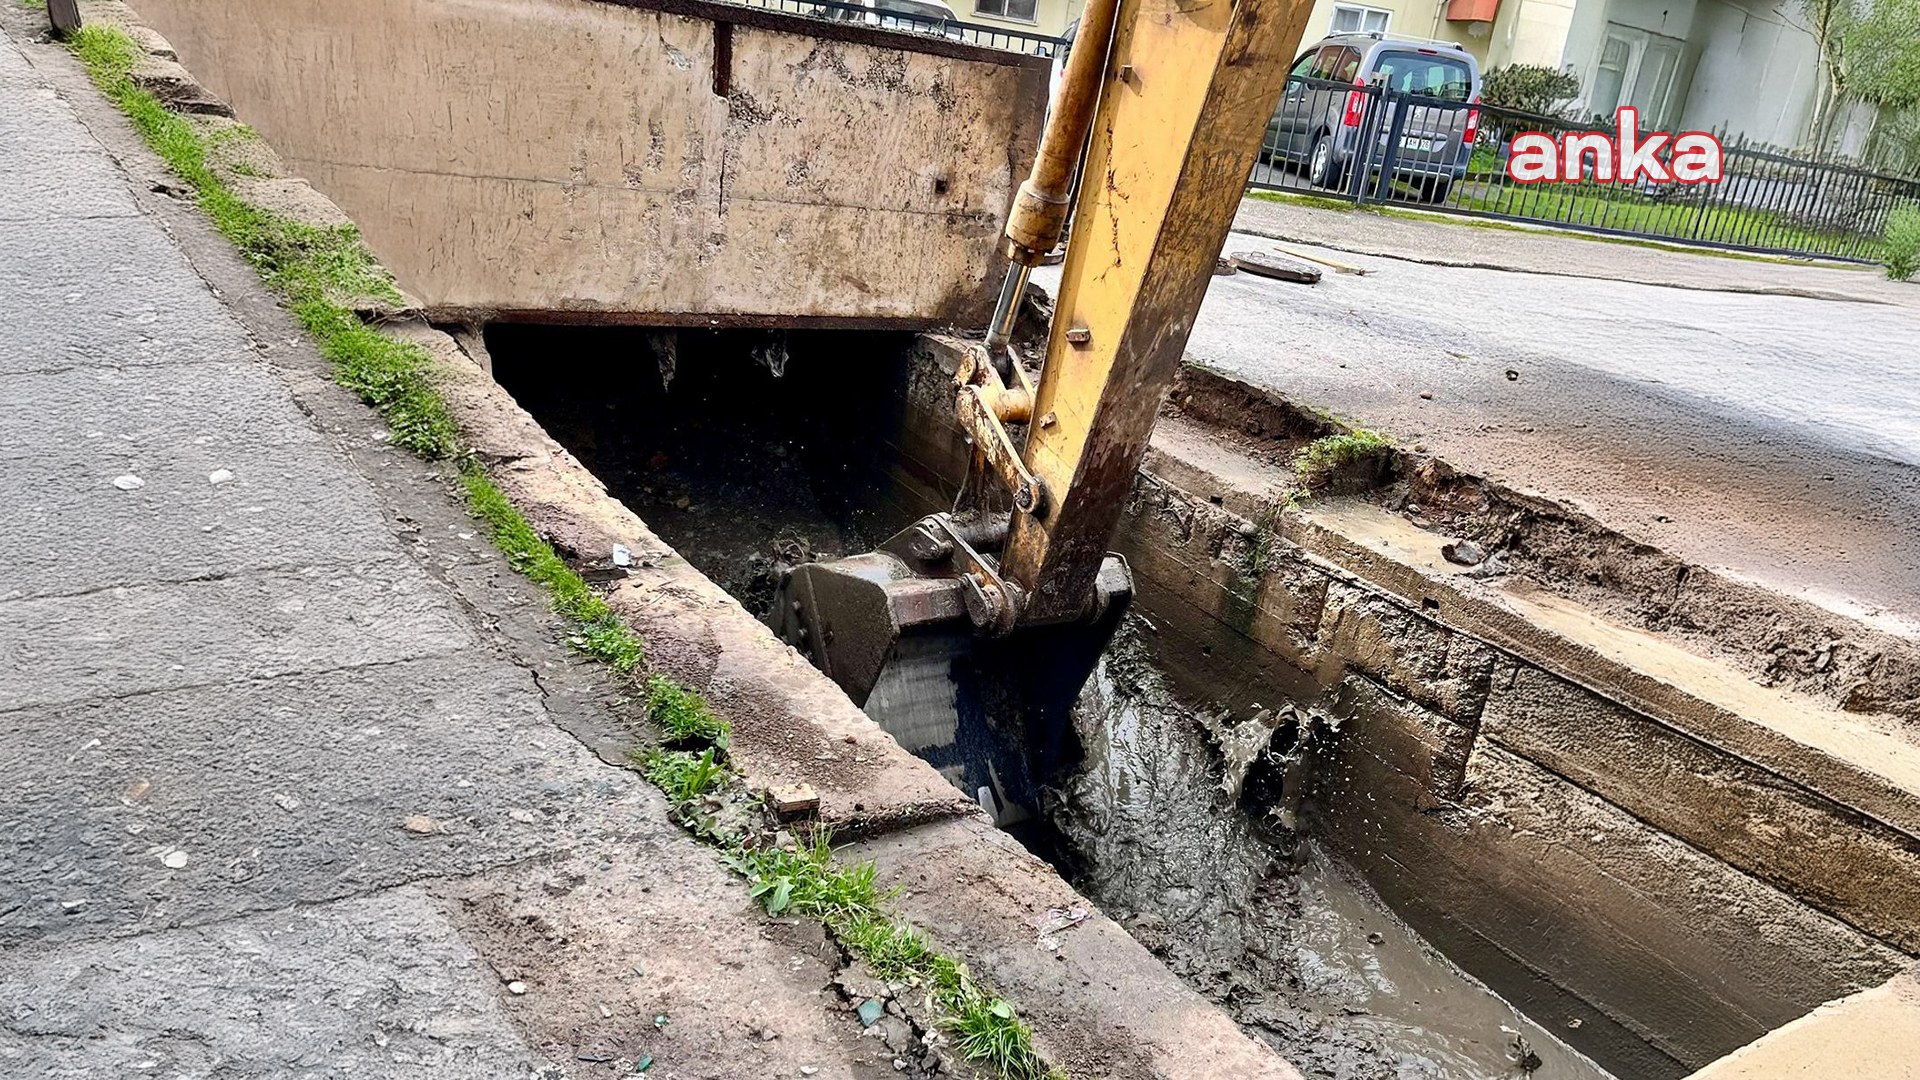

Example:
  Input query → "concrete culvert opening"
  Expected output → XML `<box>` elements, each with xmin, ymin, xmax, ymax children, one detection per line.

<box><xmin>488</xmin><ymin>323</ymin><xmax>1623</xmax><ymax>1080</ymax></box>
<box><xmin>485</xmin><ymin>323</ymin><xmax>911</xmax><ymax>618</ymax></box>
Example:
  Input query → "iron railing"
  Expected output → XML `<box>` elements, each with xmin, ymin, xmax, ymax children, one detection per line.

<box><xmin>717</xmin><ymin>0</ymin><xmax>1064</xmax><ymax>55</ymax></box>
<box><xmin>1249</xmin><ymin>76</ymin><xmax>1920</xmax><ymax>263</ymax></box>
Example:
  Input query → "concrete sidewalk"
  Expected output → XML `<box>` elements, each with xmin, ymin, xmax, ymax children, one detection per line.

<box><xmin>1233</xmin><ymin>195</ymin><xmax>1917</xmax><ymax>308</ymax></box>
<box><xmin>0</xmin><ymin>29</ymin><xmax>900</xmax><ymax>1080</ymax></box>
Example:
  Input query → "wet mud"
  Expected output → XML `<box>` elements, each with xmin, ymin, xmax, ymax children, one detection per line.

<box><xmin>489</xmin><ymin>327</ymin><xmax>1617</xmax><ymax>1080</ymax></box>
<box><xmin>1047</xmin><ymin>626</ymin><xmax>1614</xmax><ymax>1080</ymax></box>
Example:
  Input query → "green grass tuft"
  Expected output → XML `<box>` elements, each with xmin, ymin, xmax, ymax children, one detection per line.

<box><xmin>642</xmin><ymin>747</ymin><xmax>729</xmax><ymax>804</ymax></box>
<box><xmin>840</xmin><ymin>912</ymin><xmax>936</xmax><ymax>980</ymax></box>
<box><xmin>944</xmin><ymin>997</ymin><xmax>1064</xmax><ymax>1080</ymax></box>
<box><xmin>1247</xmin><ymin>189</ymin><xmax>1356</xmax><ymax>213</ymax></box>
<box><xmin>460</xmin><ymin>465</ymin><xmax>645</xmax><ymax>671</ymax></box>
<box><xmin>726</xmin><ymin>832</ymin><xmax>887</xmax><ymax>920</ymax></box>
<box><xmin>1291</xmin><ymin>429</ymin><xmax>1393</xmax><ymax>491</ymax></box>
<box><xmin>720</xmin><ymin>833</ymin><xmax>1062</xmax><ymax>1079</ymax></box>
<box><xmin>646</xmin><ymin>674</ymin><xmax>731</xmax><ymax>747</ymax></box>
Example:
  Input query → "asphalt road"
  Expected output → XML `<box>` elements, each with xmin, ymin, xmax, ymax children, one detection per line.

<box><xmin>1045</xmin><ymin>203</ymin><xmax>1920</xmax><ymax>633</ymax></box>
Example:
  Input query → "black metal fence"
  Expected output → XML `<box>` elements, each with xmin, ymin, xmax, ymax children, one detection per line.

<box><xmin>717</xmin><ymin>0</ymin><xmax>1064</xmax><ymax>55</ymax></box>
<box><xmin>1249</xmin><ymin>76</ymin><xmax>1920</xmax><ymax>263</ymax></box>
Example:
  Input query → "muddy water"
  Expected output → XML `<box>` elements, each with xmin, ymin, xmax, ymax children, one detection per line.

<box><xmin>490</xmin><ymin>331</ymin><xmax>1615</xmax><ymax>1080</ymax></box>
<box><xmin>1047</xmin><ymin>627</ymin><xmax>1614</xmax><ymax>1080</ymax></box>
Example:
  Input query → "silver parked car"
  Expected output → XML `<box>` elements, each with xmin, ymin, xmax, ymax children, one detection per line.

<box><xmin>822</xmin><ymin>0</ymin><xmax>965</xmax><ymax>40</ymax></box>
<box><xmin>1264</xmin><ymin>33</ymin><xmax>1482</xmax><ymax>202</ymax></box>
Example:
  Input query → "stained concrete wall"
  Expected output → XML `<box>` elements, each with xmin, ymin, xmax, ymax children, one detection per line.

<box><xmin>1685</xmin><ymin>964</ymin><xmax>1920</xmax><ymax>1079</ymax></box>
<box><xmin>128</xmin><ymin>0</ymin><xmax>1048</xmax><ymax>328</ymax></box>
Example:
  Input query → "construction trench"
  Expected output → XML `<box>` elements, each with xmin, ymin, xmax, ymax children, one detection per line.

<box><xmin>482</xmin><ymin>322</ymin><xmax>1920</xmax><ymax>1080</ymax></box>
<box><xmin>34</xmin><ymin>0</ymin><xmax>1917</xmax><ymax>1073</ymax></box>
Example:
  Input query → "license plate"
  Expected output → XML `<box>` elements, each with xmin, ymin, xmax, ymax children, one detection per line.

<box><xmin>1401</xmin><ymin>137</ymin><xmax>1439</xmax><ymax>153</ymax></box>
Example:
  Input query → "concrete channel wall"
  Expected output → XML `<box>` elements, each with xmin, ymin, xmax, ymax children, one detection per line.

<box><xmin>127</xmin><ymin>0</ymin><xmax>1047</xmax><ymax>328</ymax></box>
<box><xmin>886</xmin><ymin>337</ymin><xmax>1919</xmax><ymax>1079</ymax></box>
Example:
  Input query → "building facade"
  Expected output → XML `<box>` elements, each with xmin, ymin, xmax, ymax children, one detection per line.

<box><xmin>960</xmin><ymin>0</ymin><xmax>1085</xmax><ymax>41</ymax></box>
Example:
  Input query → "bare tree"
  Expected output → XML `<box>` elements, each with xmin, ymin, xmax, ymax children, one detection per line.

<box><xmin>1797</xmin><ymin>0</ymin><xmax>1861</xmax><ymax>149</ymax></box>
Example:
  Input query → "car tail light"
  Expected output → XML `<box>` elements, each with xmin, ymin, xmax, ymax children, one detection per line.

<box><xmin>1342</xmin><ymin>79</ymin><xmax>1366</xmax><ymax>127</ymax></box>
<box><xmin>1463</xmin><ymin>99</ymin><xmax>1481</xmax><ymax>145</ymax></box>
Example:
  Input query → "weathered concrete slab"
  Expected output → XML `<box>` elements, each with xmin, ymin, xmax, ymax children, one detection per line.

<box><xmin>1323</xmin><ymin>743</ymin><xmax>1910</xmax><ymax>1077</ymax></box>
<box><xmin>0</xmin><ymin>887</ymin><xmax>546</xmax><ymax>1079</ymax></box>
<box><xmin>431</xmin><ymin>826</ymin><xmax>907</xmax><ymax>1079</ymax></box>
<box><xmin>0</xmin><ymin>215</ymin><xmax>254</xmax><ymax>374</ymax></box>
<box><xmin>0</xmin><ymin>57</ymin><xmax>131</xmax><ymax>171</ymax></box>
<box><xmin>0</xmin><ymin>363</ymin><xmax>402</xmax><ymax>601</ymax></box>
<box><xmin>1331</xmin><ymin>671</ymin><xmax>1473</xmax><ymax>802</ymax></box>
<box><xmin>0</xmin><ymin>559</ymin><xmax>475</xmax><ymax>713</ymax></box>
<box><xmin>1482</xmin><ymin>659</ymin><xmax>1920</xmax><ymax>953</ymax></box>
<box><xmin>0</xmin><ymin>146</ymin><xmax>143</xmax><ymax>220</ymax></box>
<box><xmin>0</xmin><ymin>653</ymin><xmax>650</xmax><ymax>947</ymax></box>
<box><xmin>129</xmin><ymin>0</ymin><xmax>1049</xmax><ymax>327</ymax></box>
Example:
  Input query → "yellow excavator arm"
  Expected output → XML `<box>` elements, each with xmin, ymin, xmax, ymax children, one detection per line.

<box><xmin>773</xmin><ymin>0</ymin><xmax>1308</xmax><ymax>820</ymax></box>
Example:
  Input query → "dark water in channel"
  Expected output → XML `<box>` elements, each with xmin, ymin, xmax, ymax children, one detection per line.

<box><xmin>489</xmin><ymin>328</ymin><xmax>1616</xmax><ymax>1080</ymax></box>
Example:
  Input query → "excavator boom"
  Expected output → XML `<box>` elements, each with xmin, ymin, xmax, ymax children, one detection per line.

<box><xmin>772</xmin><ymin>0</ymin><xmax>1307</xmax><ymax>820</ymax></box>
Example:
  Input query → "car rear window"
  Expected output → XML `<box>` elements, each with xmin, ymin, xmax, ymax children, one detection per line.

<box><xmin>875</xmin><ymin>0</ymin><xmax>953</xmax><ymax>19</ymax></box>
<box><xmin>1372</xmin><ymin>51</ymin><xmax>1473</xmax><ymax>101</ymax></box>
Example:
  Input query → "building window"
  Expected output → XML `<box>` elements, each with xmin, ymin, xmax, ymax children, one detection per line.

<box><xmin>1330</xmin><ymin>4</ymin><xmax>1391</xmax><ymax>34</ymax></box>
<box><xmin>975</xmin><ymin>0</ymin><xmax>1039</xmax><ymax>22</ymax></box>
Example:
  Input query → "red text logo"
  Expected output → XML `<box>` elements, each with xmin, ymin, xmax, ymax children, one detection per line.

<box><xmin>1506</xmin><ymin>108</ymin><xmax>1723</xmax><ymax>185</ymax></box>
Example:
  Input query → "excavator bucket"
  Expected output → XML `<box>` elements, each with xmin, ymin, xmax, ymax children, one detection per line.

<box><xmin>771</xmin><ymin>0</ymin><xmax>1299</xmax><ymax>820</ymax></box>
<box><xmin>769</xmin><ymin>515</ymin><xmax>1131</xmax><ymax>823</ymax></box>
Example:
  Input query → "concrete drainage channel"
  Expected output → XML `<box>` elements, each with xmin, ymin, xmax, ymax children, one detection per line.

<box><xmin>483</xmin><ymin>324</ymin><xmax>1727</xmax><ymax>1080</ymax></box>
<box><xmin>32</xmin><ymin>0</ymin><xmax>1914</xmax><ymax>1070</ymax></box>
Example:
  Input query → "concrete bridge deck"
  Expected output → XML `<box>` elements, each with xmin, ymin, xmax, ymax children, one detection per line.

<box><xmin>126</xmin><ymin>0</ymin><xmax>1049</xmax><ymax>329</ymax></box>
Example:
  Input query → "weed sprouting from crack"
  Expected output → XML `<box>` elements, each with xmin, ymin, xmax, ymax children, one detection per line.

<box><xmin>641</xmin><ymin>746</ymin><xmax>730</xmax><ymax>804</ymax></box>
<box><xmin>727</xmin><ymin>834</ymin><xmax>1066</xmax><ymax>1080</ymax></box>
<box><xmin>1240</xmin><ymin>490</ymin><xmax>1305</xmax><ymax>580</ymax></box>
<box><xmin>461</xmin><ymin>465</ymin><xmax>646</xmax><ymax>671</ymax></box>
<box><xmin>647</xmin><ymin>674</ymin><xmax>731</xmax><ymax>747</ymax></box>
